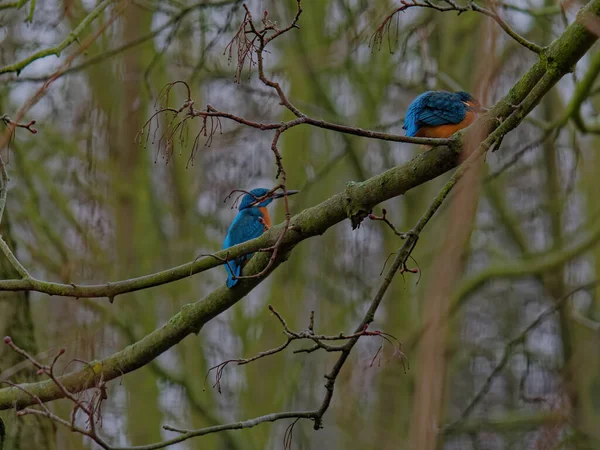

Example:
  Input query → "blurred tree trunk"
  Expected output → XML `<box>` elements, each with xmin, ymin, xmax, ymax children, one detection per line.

<box><xmin>113</xmin><ymin>5</ymin><xmax>163</xmax><ymax>446</ymax></box>
<box><xmin>572</xmin><ymin>110</ymin><xmax>600</xmax><ymax>443</ymax></box>
<box><xmin>408</xmin><ymin>14</ymin><xmax>483</xmax><ymax>450</ymax></box>
<box><xmin>0</xmin><ymin>217</ymin><xmax>56</xmax><ymax>450</ymax></box>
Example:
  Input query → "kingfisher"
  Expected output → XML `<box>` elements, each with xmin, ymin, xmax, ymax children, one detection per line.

<box><xmin>222</xmin><ymin>188</ymin><xmax>299</xmax><ymax>288</ymax></box>
<box><xmin>403</xmin><ymin>91</ymin><xmax>484</xmax><ymax>138</ymax></box>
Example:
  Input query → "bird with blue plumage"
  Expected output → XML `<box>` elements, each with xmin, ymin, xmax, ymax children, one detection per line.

<box><xmin>403</xmin><ymin>90</ymin><xmax>484</xmax><ymax>139</ymax></box>
<box><xmin>222</xmin><ymin>188</ymin><xmax>299</xmax><ymax>288</ymax></box>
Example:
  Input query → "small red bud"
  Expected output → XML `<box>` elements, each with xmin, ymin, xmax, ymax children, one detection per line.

<box><xmin>3</xmin><ymin>336</ymin><xmax>12</xmax><ymax>344</ymax></box>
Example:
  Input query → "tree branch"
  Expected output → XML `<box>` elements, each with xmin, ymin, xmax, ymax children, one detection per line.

<box><xmin>372</xmin><ymin>0</ymin><xmax>543</xmax><ymax>54</ymax></box>
<box><xmin>0</xmin><ymin>237</ymin><xmax>30</xmax><ymax>279</ymax></box>
<box><xmin>0</xmin><ymin>0</ymin><xmax>28</xmax><ymax>12</ymax></box>
<box><xmin>451</xmin><ymin>218</ymin><xmax>600</xmax><ymax>316</ymax></box>
<box><xmin>0</xmin><ymin>0</ymin><xmax>114</xmax><ymax>76</ymax></box>
<box><xmin>4</xmin><ymin>0</ymin><xmax>243</xmax><ymax>83</ymax></box>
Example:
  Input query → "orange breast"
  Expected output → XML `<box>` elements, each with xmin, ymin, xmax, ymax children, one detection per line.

<box><xmin>415</xmin><ymin>110</ymin><xmax>476</xmax><ymax>138</ymax></box>
<box><xmin>259</xmin><ymin>207</ymin><xmax>271</xmax><ymax>227</ymax></box>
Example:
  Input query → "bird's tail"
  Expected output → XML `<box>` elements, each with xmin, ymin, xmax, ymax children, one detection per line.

<box><xmin>226</xmin><ymin>261</ymin><xmax>242</xmax><ymax>288</ymax></box>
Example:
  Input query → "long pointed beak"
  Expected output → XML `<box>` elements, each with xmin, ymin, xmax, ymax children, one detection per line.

<box><xmin>272</xmin><ymin>190</ymin><xmax>299</xmax><ymax>200</ymax></box>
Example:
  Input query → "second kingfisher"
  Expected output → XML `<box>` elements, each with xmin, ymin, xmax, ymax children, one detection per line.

<box><xmin>403</xmin><ymin>90</ymin><xmax>484</xmax><ymax>138</ymax></box>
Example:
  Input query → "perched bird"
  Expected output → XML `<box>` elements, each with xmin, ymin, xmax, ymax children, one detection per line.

<box><xmin>222</xmin><ymin>188</ymin><xmax>299</xmax><ymax>288</ymax></box>
<box><xmin>403</xmin><ymin>90</ymin><xmax>484</xmax><ymax>138</ymax></box>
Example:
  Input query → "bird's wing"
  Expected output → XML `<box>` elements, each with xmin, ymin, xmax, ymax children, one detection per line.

<box><xmin>223</xmin><ymin>212</ymin><xmax>265</xmax><ymax>263</ymax></box>
<box><xmin>225</xmin><ymin>213</ymin><xmax>265</xmax><ymax>247</ymax></box>
<box><xmin>417</xmin><ymin>93</ymin><xmax>466</xmax><ymax>126</ymax></box>
<box><xmin>222</xmin><ymin>212</ymin><xmax>266</xmax><ymax>287</ymax></box>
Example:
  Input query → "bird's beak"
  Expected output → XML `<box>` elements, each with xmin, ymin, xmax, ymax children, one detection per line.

<box><xmin>272</xmin><ymin>190</ymin><xmax>299</xmax><ymax>200</ymax></box>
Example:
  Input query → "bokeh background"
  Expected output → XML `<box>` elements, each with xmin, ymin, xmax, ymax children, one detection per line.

<box><xmin>1</xmin><ymin>0</ymin><xmax>600</xmax><ymax>449</ymax></box>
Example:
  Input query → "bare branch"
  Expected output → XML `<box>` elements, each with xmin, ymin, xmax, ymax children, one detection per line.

<box><xmin>0</xmin><ymin>114</ymin><xmax>37</xmax><ymax>134</ymax></box>
<box><xmin>2</xmin><ymin>337</ymin><xmax>111</xmax><ymax>448</ymax></box>
<box><xmin>368</xmin><ymin>208</ymin><xmax>412</xmax><ymax>238</ymax></box>
<box><xmin>371</xmin><ymin>0</ymin><xmax>543</xmax><ymax>54</ymax></box>
<box><xmin>205</xmin><ymin>305</ymin><xmax>399</xmax><ymax>393</ymax></box>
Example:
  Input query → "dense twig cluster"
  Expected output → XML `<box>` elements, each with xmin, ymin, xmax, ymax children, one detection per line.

<box><xmin>1</xmin><ymin>337</ymin><xmax>110</xmax><ymax>448</ymax></box>
<box><xmin>205</xmin><ymin>305</ymin><xmax>406</xmax><ymax>394</ymax></box>
<box><xmin>224</xmin><ymin>6</ymin><xmax>261</xmax><ymax>83</ymax></box>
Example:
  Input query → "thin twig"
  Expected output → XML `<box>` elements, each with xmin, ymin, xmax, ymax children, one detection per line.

<box><xmin>0</xmin><ymin>114</ymin><xmax>37</xmax><ymax>134</ymax></box>
<box><xmin>371</xmin><ymin>0</ymin><xmax>543</xmax><ymax>54</ymax></box>
<box><xmin>205</xmin><ymin>305</ymin><xmax>397</xmax><ymax>393</ymax></box>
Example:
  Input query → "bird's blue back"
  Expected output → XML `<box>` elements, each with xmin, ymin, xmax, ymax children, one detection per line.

<box><xmin>222</xmin><ymin>189</ymin><xmax>272</xmax><ymax>287</ymax></box>
<box><xmin>403</xmin><ymin>91</ymin><xmax>469</xmax><ymax>137</ymax></box>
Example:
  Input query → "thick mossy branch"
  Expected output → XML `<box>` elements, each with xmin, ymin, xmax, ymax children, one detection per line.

<box><xmin>1</xmin><ymin>0</ymin><xmax>600</xmax><ymax>412</ymax></box>
<box><xmin>0</xmin><ymin>144</ymin><xmax>462</xmax><ymax>409</ymax></box>
<box><xmin>343</xmin><ymin>181</ymin><xmax>373</xmax><ymax>229</ymax></box>
<box><xmin>0</xmin><ymin>145</ymin><xmax>461</xmax><ymax>299</ymax></box>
